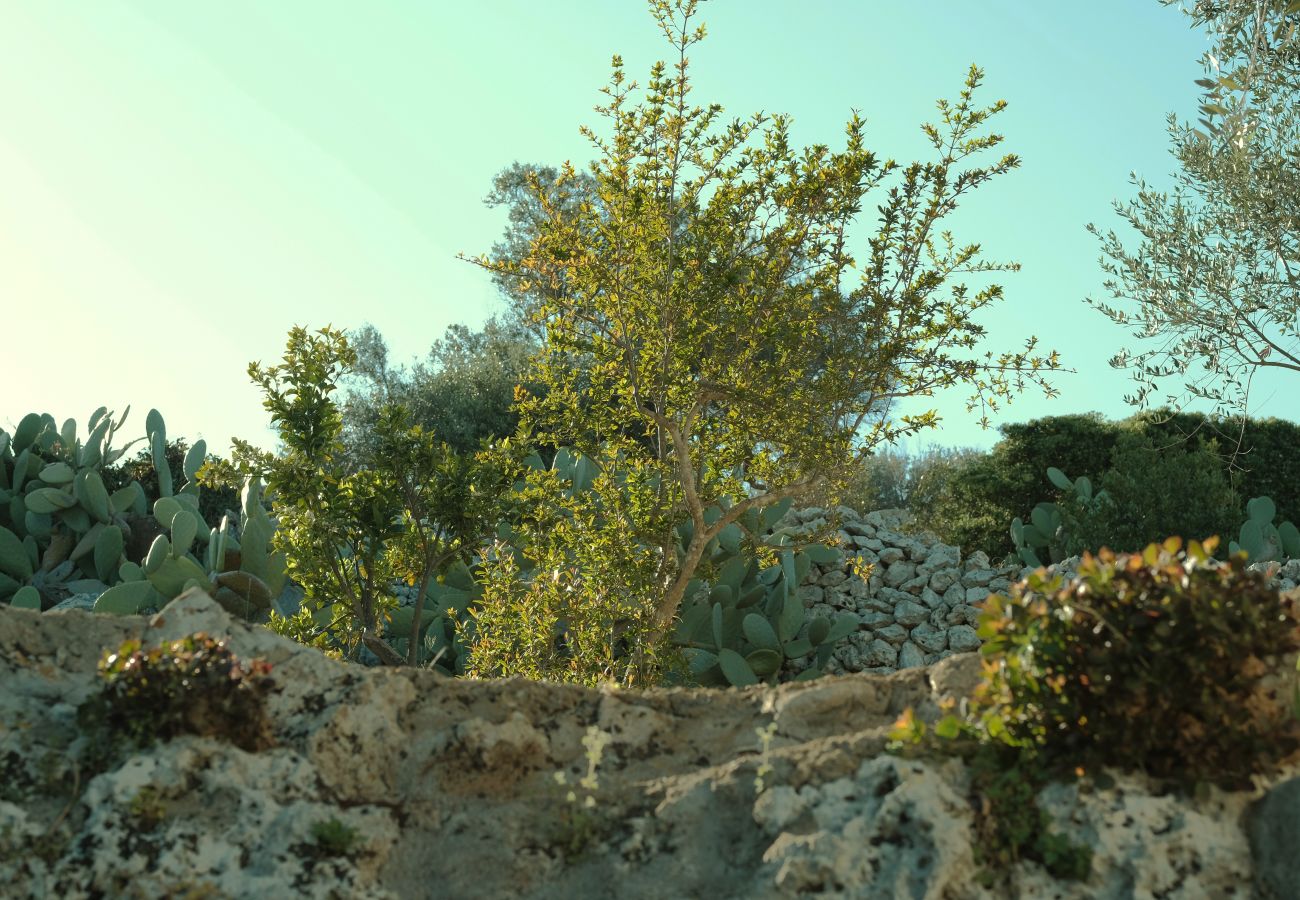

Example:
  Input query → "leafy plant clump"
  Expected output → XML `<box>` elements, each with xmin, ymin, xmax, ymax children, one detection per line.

<box><xmin>78</xmin><ymin>633</ymin><xmax>277</xmax><ymax>760</ymax></box>
<box><xmin>976</xmin><ymin>537</ymin><xmax>1300</xmax><ymax>789</ymax></box>
<box><xmin>890</xmin><ymin>536</ymin><xmax>1300</xmax><ymax>883</ymax></box>
<box><xmin>309</xmin><ymin>818</ymin><xmax>363</xmax><ymax>858</ymax></box>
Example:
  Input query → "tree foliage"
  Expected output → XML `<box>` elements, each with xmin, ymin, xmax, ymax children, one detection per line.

<box><xmin>216</xmin><ymin>326</ymin><xmax>513</xmax><ymax>665</ymax></box>
<box><xmin>339</xmin><ymin>314</ymin><xmax>537</xmax><ymax>461</ymax></box>
<box><xmin>468</xmin><ymin>0</ymin><xmax>1058</xmax><ymax>679</ymax></box>
<box><xmin>1088</xmin><ymin>0</ymin><xmax>1300</xmax><ymax>419</ymax></box>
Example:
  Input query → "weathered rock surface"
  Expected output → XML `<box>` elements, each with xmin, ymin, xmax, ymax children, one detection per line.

<box><xmin>3</xmin><ymin>589</ymin><xmax>1298</xmax><ymax>899</ymax></box>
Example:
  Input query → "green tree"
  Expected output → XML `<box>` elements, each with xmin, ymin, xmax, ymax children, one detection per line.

<box><xmin>470</xmin><ymin>0</ymin><xmax>1059</xmax><ymax>680</ymax></box>
<box><xmin>1088</xmin><ymin>0</ymin><xmax>1300</xmax><ymax>420</ymax></box>
<box><xmin>339</xmin><ymin>314</ymin><xmax>537</xmax><ymax>461</ymax></box>
<box><xmin>215</xmin><ymin>326</ymin><xmax>512</xmax><ymax>666</ymax></box>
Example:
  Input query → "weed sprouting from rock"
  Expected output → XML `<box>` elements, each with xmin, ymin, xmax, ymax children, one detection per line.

<box><xmin>77</xmin><ymin>633</ymin><xmax>277</xmax><ymax>764</ymax></box>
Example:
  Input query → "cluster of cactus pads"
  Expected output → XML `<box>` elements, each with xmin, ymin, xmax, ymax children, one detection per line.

<box><xmin>0</xmin><ymin>407</ymin><xmax>290</xmax><ymax>619</ymax></box>
<box><xmin>1009</xmin><ymin>467</ymin><xmax>1107</xmax><ymax>568</ymax></box>
<box><xmin>1009</xmin><ymin>462</ymin><xmax>1300</xmax><ymax>568</ymax></box>
<box><xmin>673</xmin><ymin>496</ymin><xmax>858</xmax><ymax>686</ymax></box>
<box><xmin>1230</xmin><ymin>496</ymin><xmax>1300</xmax><ymax>564</ymax></box>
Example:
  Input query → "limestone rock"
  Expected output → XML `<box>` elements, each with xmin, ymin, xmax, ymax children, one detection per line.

<box><xmin>3</xmin><ymin>591</ymin><xmax>1298</xmax><ymax>899</ymax></box>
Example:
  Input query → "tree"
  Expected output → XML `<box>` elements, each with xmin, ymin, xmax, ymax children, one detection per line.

<box><xmin>339</xmin><ymin>314</ymin><xmax>538</xmax><ymax>462</ymax></box>
<box><xmin>1087</xmin><ymin>1</ymin><xmax>1300</xmax><ymax>425</ymax></box>
<box><xmin>470</xmin><ymin>0</ymin><xmax>1058</xmax><ymax>678</ymax></box>
<box><xmin>216</xmin><ymin>326</ymin><xmax>513</xmax><ymax>667</ymax></box>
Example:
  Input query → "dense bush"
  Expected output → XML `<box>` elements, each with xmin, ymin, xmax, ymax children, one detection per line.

<box><xmin>1081</xmin><ymin>431</ymin><xmax>1242</xmax><ymax>553</ymax></box>
<box><xmin>974</xmin><ymin>538</ymin><xmax>1300</xmax><ymax>789</ymax></box>
<box><xmin>920</xmin><ymin>409</ymin><xmax>1299</xmax><ymax>560</ymax></box>
<box><xmin>925</xmin><ymin>413</ymin><xmax>1116</xmax><ymax>558</ymax></box>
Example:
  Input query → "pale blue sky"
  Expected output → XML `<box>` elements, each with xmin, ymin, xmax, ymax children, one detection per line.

<box><xmin>4</xmin><ymin>1</ymin><xmax>1285</xmax><ymax>456</ymax></box>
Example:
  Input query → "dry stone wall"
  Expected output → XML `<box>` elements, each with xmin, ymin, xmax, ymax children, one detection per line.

<box><xmin>780</xmin><ymin>505</ymin><xmax>1300</xmax><ymax>679</ymax></box>
<box><xmin>777</xmin><ymin>506</ymin><xmax>1020</xmax><ymax>676</ymax></box>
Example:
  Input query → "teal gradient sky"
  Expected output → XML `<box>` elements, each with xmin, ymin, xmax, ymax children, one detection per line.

<box><xmin>5</xmin><ymin>1</ymin><xmax>1287</xmax><ymax>456</ymax></box>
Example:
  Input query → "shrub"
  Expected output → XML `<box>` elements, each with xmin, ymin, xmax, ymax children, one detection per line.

<box><xmin>974</xmin><ymin>538</ymin><xmax>1300</xmax><ymax>789</ymax></box>
<box><xmin>1082</xmin><ymin>431</ymin><xmax>1242</xmax><ymax>554</ymax></box>
<box><xmin>926</xmin><ymin>413</ymin><xmax>1117</xmax><ymax>559</ymax></box>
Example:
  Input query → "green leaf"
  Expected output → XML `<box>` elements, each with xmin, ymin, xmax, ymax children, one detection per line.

<box><xmin>745</xmin><ymin>648</ymin><xmax>782</xmax><ymax>677</ymax></box>
<box><xmin>10</xmin><ymin>586</ymin><xmax>41</xmax><ymax>610</ymax></box>
<box><xmin>718</xmin><ymin>648</ymin><xmax>759</xmax><ymax>686</ymax></box>
<box><xmin>1046</xmin><ymin>467</ymin><xmax>1072</xmax><ymax>491</ymax></box>
<box><xmin>94</xmin><ymin>580</ymin><xmax>162</xmax><ymax>615</ymax></box>
<box><xmin>933</xmin><ymin>715</ymin><xmax>963</xmax><ymax>740</ymax></box>
<box><xmin>742</xmin><ymin>613</ymin><xmax>781</xmax><ymax>652</ymax></box>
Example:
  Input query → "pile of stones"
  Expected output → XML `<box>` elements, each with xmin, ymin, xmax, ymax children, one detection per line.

<box><xmin>776</xmin><ymin>506</ymin><xmax>1021</xmax><ymax>675</ymax></box>
<box><xmin>780</xmin><ymin>505</ymin><xmax>1300</xmax><ymax>677</ymax></box>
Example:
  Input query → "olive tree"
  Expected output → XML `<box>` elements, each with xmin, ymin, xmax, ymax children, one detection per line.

<box><xmin>467</xmin><ymin>0</ymin><xmax>1058</xmax><ymax>682</ymax></box>
<box><xmin>1088</xmin><ymin>0</ymin><xmax>1300</xmax><ymax>420</ymax></box>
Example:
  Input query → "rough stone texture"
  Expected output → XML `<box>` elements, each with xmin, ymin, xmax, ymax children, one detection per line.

<box><xmin>763</xmin><ymin>506</ymin><xmax>1300</xmax><ymax>679</ymax></box>
<box><xmin>3</xmin><ymin>590</ymin><xmax>1299</xmax><ymax>899</ymax></box>
<box><xmin>1249</xmin><ymin>775</ymin><xmax>1300</xmax><ymax>899</ymax></box>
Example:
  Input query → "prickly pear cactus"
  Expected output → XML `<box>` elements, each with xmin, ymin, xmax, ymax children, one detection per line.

<box><xmin>1229</xmin><ymin>496</ymin><xmax>1300</xmax><ymax>564</ymax></box>
<box><xmin>672</xmin><ymin>496</ymin><xmax>858</xmax><ymax>687</ymax></box>
<box><xmin>94</xmin><ymin>474</ymin><xmax>291</xmax><ymax>620</ymax></box>
<box><xmin>0</xmin><ymin>407</ymin><xmax>148</xmax><ymax>609</ymax></box>
<box><xmin>1010</xmin><ymin>466</ymin><xmax>1110</xmax><ymax>568</ymax></box>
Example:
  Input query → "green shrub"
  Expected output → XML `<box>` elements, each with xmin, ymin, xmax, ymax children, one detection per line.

<box><xmin>1080</xmin><ymin>432</ymin><xmax>1241</xmax><ymax>554</ymax></box>
<box><xmin>309</xmin><ymin>818</ymin><xmax>362</xmax><ymax>858</ymax></box>
<box><xmin>974</xmin><ymin>538</ymin><xmax>1300</xmax><ymax>789</ymax></box>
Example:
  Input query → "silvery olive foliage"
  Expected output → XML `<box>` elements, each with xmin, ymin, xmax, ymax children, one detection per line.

<box><xmin>1089</xmin><ymin>0</ymin><xmax>1300</xmax><ymax>418</ymax></box>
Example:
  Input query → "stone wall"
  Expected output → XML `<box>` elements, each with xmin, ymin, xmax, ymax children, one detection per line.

<box><xmin>782</xmin><ymin>505</ymin><xmax>1300</xmax><ymax>679</ymax></box>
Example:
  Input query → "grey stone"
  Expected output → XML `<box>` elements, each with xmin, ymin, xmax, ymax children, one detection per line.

<box><xmin>964</xmin><ymin>550</ymin><xmax>991</xmax><ymax>571</ymax></box>
<box><xmin>947</xmin><ymin>625</ymin><xmax>982</xmax><ymax>653</ymax></box>
<box><xmin>922</xmin><ymin>544</ymin><xmax>960</xmax><ymax>571</ymax></box>
<box><xmin>965</xmin><ymin>586</ymin><xmax>991</xmax><ymax>605</ymax></box>
<box><xmin>894</xmin><ymin>599</ymin><xmax>930</xmax><ymax>628</ymax></box>
<box><xmin>897</xmin><ymin>642</ymin><xmax>926</xmax><ymax>669</ymax></box>
<box><xmin>861</xmin><ymin>638</ymin><xmax>899</xmax><ymax>667</ymax></box>
<box><xmin>859</xmin><ymin>610</ymin><xmax>894</xmax><ymax>629</ymax></box>
<box><xmin>798</xmin><ymin>585</ymin><xmax>825</xmax><ymax>606</ymax></box>
<box><xmin>928</xmin><ymin>569</ymin><xmax>960</xmax><ymax>592</ymax></box>
<box><xmin>900</xmin><ymin>574</ymin><xmax>930</xmax><ymax>595</ymax></box>
<box><xmin>878</xmin><ymin>547</ymin><xmax>905</xmax><ymax>565</ymax></box>
<box><xmin>877</xmin><ymin>586</ymin><xmax>913</xmax><ymax>607</ymax></box>
<box><xmin>962</xmin><ymin>568</ymin><xmax>994</xmax><ymax>587</ymax></box>
<box><xmin>943</xmin><ymin>583</ymin><xmax>966</xmax><ymax>607</ymax></box>
<box><xmin>818</xmin><ymin>569</ymin><xmax>848</xmax><ymax>588</ymax></box>
<box><xmin>910</xmin><ymin>622</ymin><xmax>949</xmax><ymax>654</ymax></box>
<box><xmin>955</xmin><ymin>604</ymin><xmax>986</xmax><ymax>627</ymax></box>
<box><xmin>874</xmin><ymin>624</ymin><xmax>909</xmax><ymax>646</ymax></box>
<box><xmin>919</xmin><ymin>587</ymin><xmax>945</xmax><ymax>610</ymax></box>
<box><xmin>865</xmin><ymin>596</ymin><xmax>896</xmax><ymax>614</ymax></box>
<box><xmin>988</xmin><ymin>577</ymin><xmax>1012</xmax><ymax>593</ymax></box>
<box><xmin>1248</xmin><ymin>776</ymin><xmax>1300</xmax><ymax>900</ymax></box>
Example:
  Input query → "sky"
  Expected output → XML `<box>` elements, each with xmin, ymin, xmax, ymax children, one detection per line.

<box><xmin>3</xmin><ymin>0</ymin><xmax>1291</xmax><ymax>458</ymax></box>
